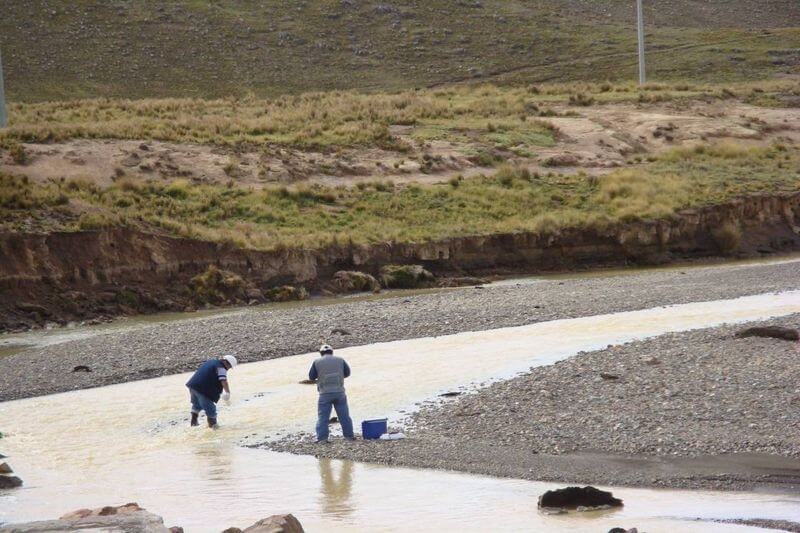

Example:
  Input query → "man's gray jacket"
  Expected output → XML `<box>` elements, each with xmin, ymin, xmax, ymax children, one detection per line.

<box><xmin>309</xmin><ymin>354</ymin><xmax>351</xmax><ymax>394</ymax></box>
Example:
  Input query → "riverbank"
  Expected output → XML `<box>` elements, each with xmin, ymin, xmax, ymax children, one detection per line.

<box><xmin>261</xmin><ymin>313</ymin><xmax>800</xmax><ymax>491</ymax></box>
<box><xmin>0</xmin><ymin>257</ymin><xmax>798</xmax><ymax>402</ymax></box>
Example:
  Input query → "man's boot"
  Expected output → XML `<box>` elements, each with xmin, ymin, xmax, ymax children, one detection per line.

<box><xmin>190</xmin><ymin>412</ymin><xmax>199</xmax><ymax>427</ymax></box>
<box><xmin>207</xmin><ymin>417</ymin><xmax>218</xmax><ymax>429</ymax></box>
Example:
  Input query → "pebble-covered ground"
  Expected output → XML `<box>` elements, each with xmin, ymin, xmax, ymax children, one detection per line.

<box><xmin>261</xmin><ymin>314</ymin><xmax>800</xmax><ymax>491</ymax></box>
<box><xmin>1</xmin><ymin>258</ymin><xmax>798</xmax><ymax>401</ymax></box>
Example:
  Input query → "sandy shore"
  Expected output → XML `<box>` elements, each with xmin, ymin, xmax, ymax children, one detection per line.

<box><xmin>260</xmin><ymin>314</ymin><xmax>800</xmax><ymax>491</ymax></box>
<box><xmin>1</xmin><ymin>258</ymin><xmax>799</xmax><ymax>402</ymax></box>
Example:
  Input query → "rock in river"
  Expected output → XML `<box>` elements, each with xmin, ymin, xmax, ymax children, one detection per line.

<box><xmin>538</xmin><ymin>486</ymin><xmax>623</xmax><ymax>511</ymax></box>
<box><xmin>223</xmin><ymin>514</ymin><xmax>305</xmax><ymax>533</ymax></box>
<box><xmin>0</xmin><ymin>474</ymin><xmax>22</xmax><ymax>489</ymax></box>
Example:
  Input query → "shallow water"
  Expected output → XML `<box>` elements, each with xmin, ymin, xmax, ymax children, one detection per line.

<box><xmin>1</xmin><ymin>291</ymin><xmax>799</xmax><ymax>531</ymax></box>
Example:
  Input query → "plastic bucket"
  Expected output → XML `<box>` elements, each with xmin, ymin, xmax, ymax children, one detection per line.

<box><xmin>361</xmin><ymin>418</ymin><xmax>388</xmax><ymax>440</ymax></box>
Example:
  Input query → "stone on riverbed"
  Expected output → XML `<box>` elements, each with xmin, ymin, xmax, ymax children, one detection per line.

<box><xmin>538</xmin><ymin>486</ymin><xmax>623</xmax><ymax>511</ymax></box>
<box><xmin>0</xmin><ymin>462</ymin><xmax>12</xmax><ymax>474</ymax></box>
<box><xmin>0</xmin><ymin>474</ymin><xmax>22</xmax><ymax>489</ymax></box>
<box><xmin>0</xmin><ymin>503</ymin><xmax>173</xmax><ymax>532</ymax></box>
<box><xmin>224</xmin><ymin>514</ymin><xmax>305</xmax><ymax>533</ymax></box>
<box><xmin>735</xmin><ymin>326</ymin><xmax>799</xmax><ymax>341</ymax></box>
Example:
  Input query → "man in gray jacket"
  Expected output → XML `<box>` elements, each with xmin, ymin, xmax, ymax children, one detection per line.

<box><xmin>309</xmin><ymin>344</ymin><xmax>355</xmax><ymax>442</ymax></box>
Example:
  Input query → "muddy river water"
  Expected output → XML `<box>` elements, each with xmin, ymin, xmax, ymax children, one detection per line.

<box><xmin>1</xmin><ymin>291</ymin><xmax>800</xmax><ymax>531</ymax></box>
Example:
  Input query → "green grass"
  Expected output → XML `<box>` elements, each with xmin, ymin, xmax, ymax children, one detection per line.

<box><xmin>2</xmin><ymin>2</ymin><xmax>799</xmax><ymax>102</ymax></box>
<box><xmin>3</xmin><ymin>142</ymin><xmax>798</xmax><ymax>250</ymax></box>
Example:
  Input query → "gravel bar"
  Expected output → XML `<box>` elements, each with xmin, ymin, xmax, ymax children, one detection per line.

<box><xmin>1</xmin><ymin>258</ymin><xmax>799</xmax><ymax>402</ymax></box>
<box><xmin>261</xmin><ymin>314</ymin><xmax>800</xmax><ymax>491</ymax></box>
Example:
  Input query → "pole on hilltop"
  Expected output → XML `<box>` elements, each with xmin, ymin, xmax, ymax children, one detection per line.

<box><xmin>637</xmin><ymin>0</ymin><xmax>646</xmax><ymax>85</ymax></box>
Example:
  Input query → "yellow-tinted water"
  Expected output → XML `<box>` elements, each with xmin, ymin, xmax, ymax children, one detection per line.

<box><xmin>1</xmin><ymin>291</ymin><xmax>799</xmax><ymax>531</ymax></box>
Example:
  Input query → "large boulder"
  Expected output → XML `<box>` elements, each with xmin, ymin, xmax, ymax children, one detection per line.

<box><xmin>0</xmin><ymin>503</ymin><xmax>173</xmax><ymax>532</ymax></box>
<box><xmin>225</xmin><ymin>514</ymin><xmax>305</xmax><ymax>533</ymax></box>
<box><xmin>538</xmin><ymin>486</ymin><xmax>623</xmax><ymax>511</ymax></box>
<box><xmin>328</xmin><ymin>271</ymin><xmax>381</xmax><ymax>293</ymax></box>
<box><xmin>379</xmin><ymin>265</ymin><xmax>435</xmax><ymax>289</ymax></box>
<box><xmin>735</xmin><ymin>326</ymin><xmax>799</xmax><ymax>342</ymax></box>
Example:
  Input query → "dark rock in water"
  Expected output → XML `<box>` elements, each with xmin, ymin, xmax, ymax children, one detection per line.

<box><xmin>241</xmin><ymin>514</ymin><xmax>305</xmax><ymax>533</ymax></box>
<box><xmin>736</xmin><ymin>326</ymin><xmax>799</xmax><ymax>342</ymax></box>
<box><xmin>329</xmin><ymin>417</ymin><xmax>339</xmax><ymax>425</ymax></box>
<box><xmin>439</xmin><ymin>391</ymin><xmax>462</xmax><ymax>397</ymax></box>
<box><xmin>608</xmin><ymin>529</ymin><xmax>638</xmax><ymax>533</ymax></box>
<box><xmin>221</xmin><ymin>529</ymin><xmax>243</xmax><ymax>533</ymax></box>
<box><xmin>298</xmin><ymin>379</ymin><xmax>316</xmax><ymax>385</ymax></box>
<box><xmin>72</xmin><ymin>365</ymin><xmax>92</xmax><ymax>373</ymax></box>
<box><xmin>0</xmin><ymin>462</ymin><xmax>12</xmax><ymax>474</ymax></box>
<box><xmin>0</xmin><ymin>475</ymin><xmax>22</xmax><ymax>489</ymax></box>
<box><xmin>169</xmin><ymin>528</ymin><xmax>184</xmax><ymax>533</ymax></box>
<box><xmin>538</xmin><ymin>486</ymin><xmax>623</xmax><ymax>511</ymax></box>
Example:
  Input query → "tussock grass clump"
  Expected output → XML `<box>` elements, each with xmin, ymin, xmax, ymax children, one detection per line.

<box><xmin>7</xmin><ymin>143</ymin><xmax>27</xmax><ymax>165</ymax></box>
<box><xmin>712</xmin><ymin>221</ymin><xmax>742</xmax><ymax>254</ymax></box>
<box><xmin>0</xmin><ymin>174</ymin><xmax>67</xmax><ymax>209</ymax></box>
<box><xmin>568</xmin><ymin>93</ymin><xmax>595</xmax><ymax>107</ymax></box>
<box><xmin>190</xmin><ymin>265</ymin><xmax>247</xmax><ymax>304</ymax></box>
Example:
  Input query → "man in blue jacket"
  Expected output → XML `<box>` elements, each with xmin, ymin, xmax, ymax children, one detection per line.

<box><xmin>309</xmin><ymin>344</ymin><xmax>355</xmax><ymax>442</ymax></box>
<box><xmin>186</xmin><ymin>354</ymin><xmax>238</xmax><ymax>428</ymax></box>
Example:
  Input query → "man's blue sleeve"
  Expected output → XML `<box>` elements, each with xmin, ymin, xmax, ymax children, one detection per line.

<box><xmin>343</xmin><ymin>361</ymin><xmax>351</xmax><ymax>378</ymax></box>
<box><xmin>309</xmin><ymin>362</ymin><xmax>318</xmax><ymax>381</ymax></box>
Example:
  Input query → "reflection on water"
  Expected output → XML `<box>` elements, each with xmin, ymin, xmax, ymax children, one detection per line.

<box><xmin>1</xmin><ymin>291</ymin><xmax>799</xmax><ymax>531</ymax></box>
<box><xmin>319</xmin><ymin>459</ymin><xmax>354</xmax><ymax>518</ymax></box>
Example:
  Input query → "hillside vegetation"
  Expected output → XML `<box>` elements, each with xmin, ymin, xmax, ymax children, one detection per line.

<box><xmin>1</xmin><ymin>1</ymin><xmax>799</xmax><ymax>101</ymax></box>
<box><xmin>2</xmin><ymin>142</ymin><xmax>798</xmax><ymax>250</ymax></box>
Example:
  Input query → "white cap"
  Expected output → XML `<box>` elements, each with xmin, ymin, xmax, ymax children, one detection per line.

<box><xmin>319</xmin><ymin>344</ymin><xmax>333</xmax><ymax>355</ymax></box>
<box><xmin>222</xmin><ymin>354</ymin><xmax>238</xmax><ymax>368</ymax></box>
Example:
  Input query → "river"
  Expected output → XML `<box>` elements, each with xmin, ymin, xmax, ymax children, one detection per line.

<box><xmin>1</xmin><ymin>291</ymin><xmax>799</xmax><ymax>531</ymax></box>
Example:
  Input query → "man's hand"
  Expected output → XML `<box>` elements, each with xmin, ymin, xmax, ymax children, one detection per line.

<box><xmin>221</xmin><ymin>391</ymin><xmax>231</xmax><ymax>402</ymax></box>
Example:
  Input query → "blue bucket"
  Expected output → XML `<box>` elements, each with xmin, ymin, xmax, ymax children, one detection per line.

<box><xmin>361</xmin><ymin>418</ymin><xmax>388</xmax><ymax>440</ymax></box>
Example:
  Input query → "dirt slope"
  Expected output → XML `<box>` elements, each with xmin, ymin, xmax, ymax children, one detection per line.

<box><xmin>3</xmin><ymin>100</ymin><xmax>798</xmax><ymax>188</ymax></box>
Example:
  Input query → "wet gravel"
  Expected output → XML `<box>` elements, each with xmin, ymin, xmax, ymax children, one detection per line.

<box><xmin>261</xmin><ymin>315</ymin><xmax>800</xmax><ymax>491</ymax></box>
<box><xmin>1</xmin><ymin>258</ymin><xmax>799</xmax><ymax>402</ymax></box>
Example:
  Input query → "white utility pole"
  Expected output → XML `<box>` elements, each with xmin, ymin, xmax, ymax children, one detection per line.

<box><xmin>637</xmin><ymin>0</ymin><xmax>646</xmax><ymax>85</ymax></box>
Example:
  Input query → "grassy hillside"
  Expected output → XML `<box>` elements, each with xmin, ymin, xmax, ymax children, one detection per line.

<box><xmin>1</xmin><ymin>1</ymin><xmax>799</xmax><ymax>102</ymax></box>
